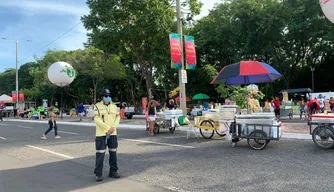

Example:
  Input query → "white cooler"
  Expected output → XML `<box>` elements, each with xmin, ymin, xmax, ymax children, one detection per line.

<box><xmin>164</xmin><ymin>109</ymin><xmax>183</xmax><ymax>125</ymax></box>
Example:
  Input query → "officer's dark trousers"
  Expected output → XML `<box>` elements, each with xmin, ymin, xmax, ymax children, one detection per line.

<box><xmin>94</xmin><ymin>135</ymin><xmax>118</xmax><ymax>177</ymax></box>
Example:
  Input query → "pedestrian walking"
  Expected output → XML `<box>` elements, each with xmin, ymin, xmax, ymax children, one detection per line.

<box><xmin>93</xmin><ymin>89</ymin><xmax>120</xmax><ymax>182</ymax></box>
<box><xmin>77</xmin><ymin>103</ymin><xmax>85</xmax><ymax>121</ymax></box>
<box><xmin>41</xmin><ymin>106</ymin><xmax>61</xmax><ymax>139</ymax></box>
<box><xmin>120</xmin><ymin>103</ymin><xmax>125</xmax><ymax>119</ymax></box>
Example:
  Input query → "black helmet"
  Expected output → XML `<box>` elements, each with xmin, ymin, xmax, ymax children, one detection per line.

<box><xmin>101</xmin><ymin>89</ymin><xmax>111</xmax><ymax>96</ymax></box>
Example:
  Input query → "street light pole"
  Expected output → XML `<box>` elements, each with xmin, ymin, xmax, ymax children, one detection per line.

<box><xmin>176</xmin><ymin>0</ymin><xmax>187</xmax><ymax>116</ymax></box>
<box><xmin>16</xmin><ymin>40</ymin><xmax>19</xmax><ymax>109</ymax></box>
<box><xmin>311</xmin><ymin>66</ymin><xmax>315</xmax><ymax>92</ymax></box>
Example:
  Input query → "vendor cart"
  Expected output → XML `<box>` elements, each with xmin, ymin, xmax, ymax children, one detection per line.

<box><xmin>230</xmin><ymin>113</ymin><xmax>282</xmax><ymax>150</ymax></box>
<box><xmin>280</xmin><ymin>107</ymin><xmax>293</xmax><ymax>119</ymax></box>
<box><xmin>230</xmin><ymin>123</ymin><xmax>281</xmax><ymax>150</ymax></box>
<box><xmin>308</xmin><ymin>114</ymin><xmax>334</xmax><ymax>149</ymax></box>
<box><xmin>150</xmin><ymin>110</ymin><xmax>183</xmax><ymax>134</ymax></box>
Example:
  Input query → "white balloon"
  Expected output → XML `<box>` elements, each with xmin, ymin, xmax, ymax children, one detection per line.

<box><xmin>48</xmin><ymin>61</ymin><xmax>75</xmax><ymax>87</ymax></box>
<box><xmin>320</xmin><ymin>0</ymin><xmax>334</xmax><ymax>24</ymax></box>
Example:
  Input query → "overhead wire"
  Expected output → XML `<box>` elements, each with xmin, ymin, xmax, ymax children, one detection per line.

<box><xmin>19</xmin><ymin>21</ymin><xmax>82</xmax><ymax>63</ymax></box>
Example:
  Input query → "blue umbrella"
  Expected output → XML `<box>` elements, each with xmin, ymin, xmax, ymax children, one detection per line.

<box><xmin>211</xmin><ymin>61</ymin><xmax>282</xmax><ymax>85</ymax></box>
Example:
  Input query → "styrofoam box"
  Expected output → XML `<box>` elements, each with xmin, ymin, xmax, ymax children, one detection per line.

<box><xmin>202</xmin><ymin>111</ymin><xmax>220</xmax><ymax>119</ymax></box>
<box><xmin>219</xmin><ymin>108</ymin><xmax>236</xmax><ymax>120</ymax></box>
<box><xmin>164</xmin><ymin>110</ymin><xmax>183</xmax><ymax>120</ymax></box>
<box><xmin>219</xmin><ymin>105</ymin><xmax>240</xmax><ymax>114</ymax></box>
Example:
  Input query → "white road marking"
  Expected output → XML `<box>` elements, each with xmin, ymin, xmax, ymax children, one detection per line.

<box><xmin>0</xmin><ymin>136</ymin><xmax>7</xmax><ymax>140</ymax></box>
<box><xmin>16</xmin><ymin>125</ymin><xmax>79</xmax><ymax>135</ymax></box>
<box><xmin>120</xmin><ymin>138</ymin><xmax>196</xmax><ymax>148</ymax></box>
<box><xmin>26</xmin><ymin>145</ymin><xmax>74</xmax><ymax>159</ymax></box>
<box><xmin>17</xmin><ymin>125</ymin><xmax>33</xmax><ymax>129</ymax></box>
<box><xmin>164</xmin><ymin>186</ymin><xmax>190</xmax><ymax>192</ymax></box>
<box><xmin>57</xmin><ymin>131</ymin><xmax>79</xmax><ymax>135</ymax></box>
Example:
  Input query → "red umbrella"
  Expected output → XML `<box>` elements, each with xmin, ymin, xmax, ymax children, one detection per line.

<box><xmin>210</xmin><ymin>60</ymin><xmax>282</xmax><ymax>85</ymax></box>
<box><xmin>175</xmin><ymin>96</ymin><xmax>191</xmax><ymax>101</ymax></box>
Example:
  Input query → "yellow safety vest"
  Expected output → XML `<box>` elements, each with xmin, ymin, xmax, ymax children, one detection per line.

<box><xmin>94</xmin><ymin>101</ymin><xmax>120</xmax><ymax>136</ymax></box>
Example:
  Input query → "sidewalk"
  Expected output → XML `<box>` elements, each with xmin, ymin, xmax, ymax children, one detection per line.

<box><xmin>4</xmin><ymin>117</ymin><xmax>312</xmax><ymax>140</ymax></box>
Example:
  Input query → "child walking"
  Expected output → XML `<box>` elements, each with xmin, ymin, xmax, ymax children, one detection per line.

<box><xmin>41</xmin><ymin>106</ymin><xmax>61</xmax><ymax>139</ymax></box>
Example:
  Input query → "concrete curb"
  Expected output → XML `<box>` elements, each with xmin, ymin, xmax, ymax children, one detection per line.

<box><xmin>4</xmin><ymin>119</ymin><xmax>312</xmax><ymax>140</ymax></box>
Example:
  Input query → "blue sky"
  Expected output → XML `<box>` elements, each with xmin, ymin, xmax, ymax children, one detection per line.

<box><xmin>0</xmin><ymin>0</ymin><xmax>221</xmax><ymax>72</ymax></box>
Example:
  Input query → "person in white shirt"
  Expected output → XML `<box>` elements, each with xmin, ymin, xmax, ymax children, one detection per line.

<box><xmin>317</xmin><ymin>94</ymin><xmax>325</xmax><ymax>113</ymax></box>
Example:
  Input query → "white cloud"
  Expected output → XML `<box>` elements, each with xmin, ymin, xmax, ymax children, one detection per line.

<box><xmin>1</xmin><ymin>0</ymin><xmax>89</xmax><ymax>16</ymax></box>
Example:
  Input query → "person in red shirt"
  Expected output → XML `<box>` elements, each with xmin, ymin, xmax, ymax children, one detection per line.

<box><xmin>329</xmin><ymin>97</ymin><xmax>334</xmax><ymax>112</ymax></box>
<box><xmin>307</xmin><ymin>98</ymin><xmax>320</xmax><ymax>117</ymax></box>
<box><xmin>272</xmin><ymin>96</ymin><xmax>281</xmax><ymax>119</ymax></box>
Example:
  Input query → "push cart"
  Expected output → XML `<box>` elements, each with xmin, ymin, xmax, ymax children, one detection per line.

<box><xmin>308</xmin><ymin>114</ymin><xmax>334</xmax><ymax>149</ymax></box>
<box><xmin>146</xmin><ymin>110</ymin><xmax>183</xmax><ymax>134</ymax></box>
<box><xmin>230</xmin><ymin>123</ymin><xmax>281</xmax><ymax>150</ymax></box>
<box><xmin>153</xmin><ymin>113</ymin><xmax>176</xmax><ymax>134</ymax></box>
<box><xmin>280</xmin><ymin>108</ymin><xmax>293</xmax><ymax>119</ymax></box>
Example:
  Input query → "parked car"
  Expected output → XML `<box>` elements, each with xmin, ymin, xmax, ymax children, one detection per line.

<box><xmin>113</xmin><ymin>102</ymin><xmax>136</xmax><ymax>119</ymax></box>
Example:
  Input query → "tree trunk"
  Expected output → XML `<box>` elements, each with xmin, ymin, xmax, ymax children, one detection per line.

<box><xmin>144</xmin><ymin>67</ymin><xmax>153</xmax><ymax>100</ymax></box>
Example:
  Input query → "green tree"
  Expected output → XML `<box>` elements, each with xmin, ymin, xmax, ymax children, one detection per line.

<box><xmin>81</xmin><ymin>0</ymin><xmax>202</xmax><ymax>100</ymax></box>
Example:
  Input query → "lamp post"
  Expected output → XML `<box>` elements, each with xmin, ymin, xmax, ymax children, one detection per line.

<box><xmin>16</xmin><ymin>40</ymin><xmax>19</xmax><ymax>109</ymax></box>
<box><xmin>1</xmin><ymin>38</ymin><xmax>31</xmax><ymax>110</ymax></box>
<box><xmin>176</xmin><ymin>0</ymin><xmax>187</xmax><ymax>116</ymax></box>
<box><xmin>311</xmin><ymin>66</ymin><xmax>315</xmax><ymax>92</ymax></box>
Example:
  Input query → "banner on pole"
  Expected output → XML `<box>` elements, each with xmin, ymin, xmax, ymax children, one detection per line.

<box><xmin>184</xmin><ymin>35</ymin><xmax>196</xmax><ymax>70</ymax></box>
<box><xmin>12</xmin><ymin>91</ymin><xmax>24</xmax><ymax>103</ymax></box>
<box><xmin>11</xmin><ymin>91</ymin><xmax>17</xmax><ymax>103</ymax></box>
<box><xmin>169</xmin><ymin>33</ymin><xmax>182</xmax><ymax>69</ymax></box>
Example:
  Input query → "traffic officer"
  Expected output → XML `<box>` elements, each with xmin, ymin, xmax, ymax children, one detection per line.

<box><xmin>93</xmin><ymin>89</ymin><xmax>120</xmax><ymax>182</ymax></box>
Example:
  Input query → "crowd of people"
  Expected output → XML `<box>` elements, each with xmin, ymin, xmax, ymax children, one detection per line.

<box><xmin>262</xmin><ymin>94</ymin><xmax>334</xmax><ymax>120</ymax></box>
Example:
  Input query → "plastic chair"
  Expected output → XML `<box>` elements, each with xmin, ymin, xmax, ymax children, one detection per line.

<box><xmin>178</xmin><ymin>116</ymin><xmax>199</xmax><ymax>139</ymax></box>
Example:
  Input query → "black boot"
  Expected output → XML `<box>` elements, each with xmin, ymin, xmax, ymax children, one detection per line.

<box><xmin>108</xmin><ymin>171</ymin><xmax>120</xmax><ymax>178</ymax></box>
<box><xmin>95</xmin><ymin>175</ymin><xmax>103</xmax><ymax>182</ymax></box>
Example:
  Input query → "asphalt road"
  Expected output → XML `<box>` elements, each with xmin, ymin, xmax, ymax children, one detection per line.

<box><xmin>0</xmin><ymin>120</ymin><xmax>333</xmax><ymax>192</ymax></box>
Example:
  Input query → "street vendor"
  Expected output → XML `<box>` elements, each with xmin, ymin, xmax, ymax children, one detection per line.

<box><xmin>308</xmin><ymin>97</ymin><xmax>320</xmax><ymax>116</ymax></box>
<box><xmin>164</xmin><ymin>92</ymin><xmax>178</xmax><ymax>110</ymax></box>
<box><xmin>248</xmin><ymin>94</ymin><xmax>260</xmax><ymax>113</ymax></box>
<box><xmin>272</xmin><ymin>96</ymin><xmax>281</xmax><ymax>119</ymax></box>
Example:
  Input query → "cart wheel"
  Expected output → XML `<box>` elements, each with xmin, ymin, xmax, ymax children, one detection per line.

<box><xmin>231</xmin><ymin>142</ymin><xmax>237</xmax><ymax>147</ymax></box>
<box><xmin>199</xmin><ymin>120</ymin><xmax>215</xmax><ymax>139</ymax></box>
<box><xmin>154</xmin><ymin>123</ymin><xmax>160</xmax><ymax>134</ymax></box>
<box><xmin>169</xmin><ymin>127</ymin><xmax>175</xmax><ymax>134</ymax></box>
<box><xmin>247</xmin><ymin>130</ymin><xmax>268</xmax><ymax>150</ymax></box>
<box><xmin>215</xmin><ymin>130</ymin><xmax>226</xmax><ymax>137</ymax></box>
<box><xmin>312</xmin><ymin>125</ymin><xmax>334</xmax><ymax>149</ymax></box>
<box><xmin>289</xmin><ymin>113</ymin><xmax>293</xmax><ymax>120</ymax></box>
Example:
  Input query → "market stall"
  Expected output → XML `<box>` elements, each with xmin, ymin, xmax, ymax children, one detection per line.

<box><xmin>204</xmin><ymin>60</ymin><xmax>284</xmax><ymax>150</ymax></box>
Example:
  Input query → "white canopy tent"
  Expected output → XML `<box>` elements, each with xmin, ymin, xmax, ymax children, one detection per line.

<box><xmin>0</xmin><ymin>94</ymin><xmax>12</xmax><ymax>103</ymax></box>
